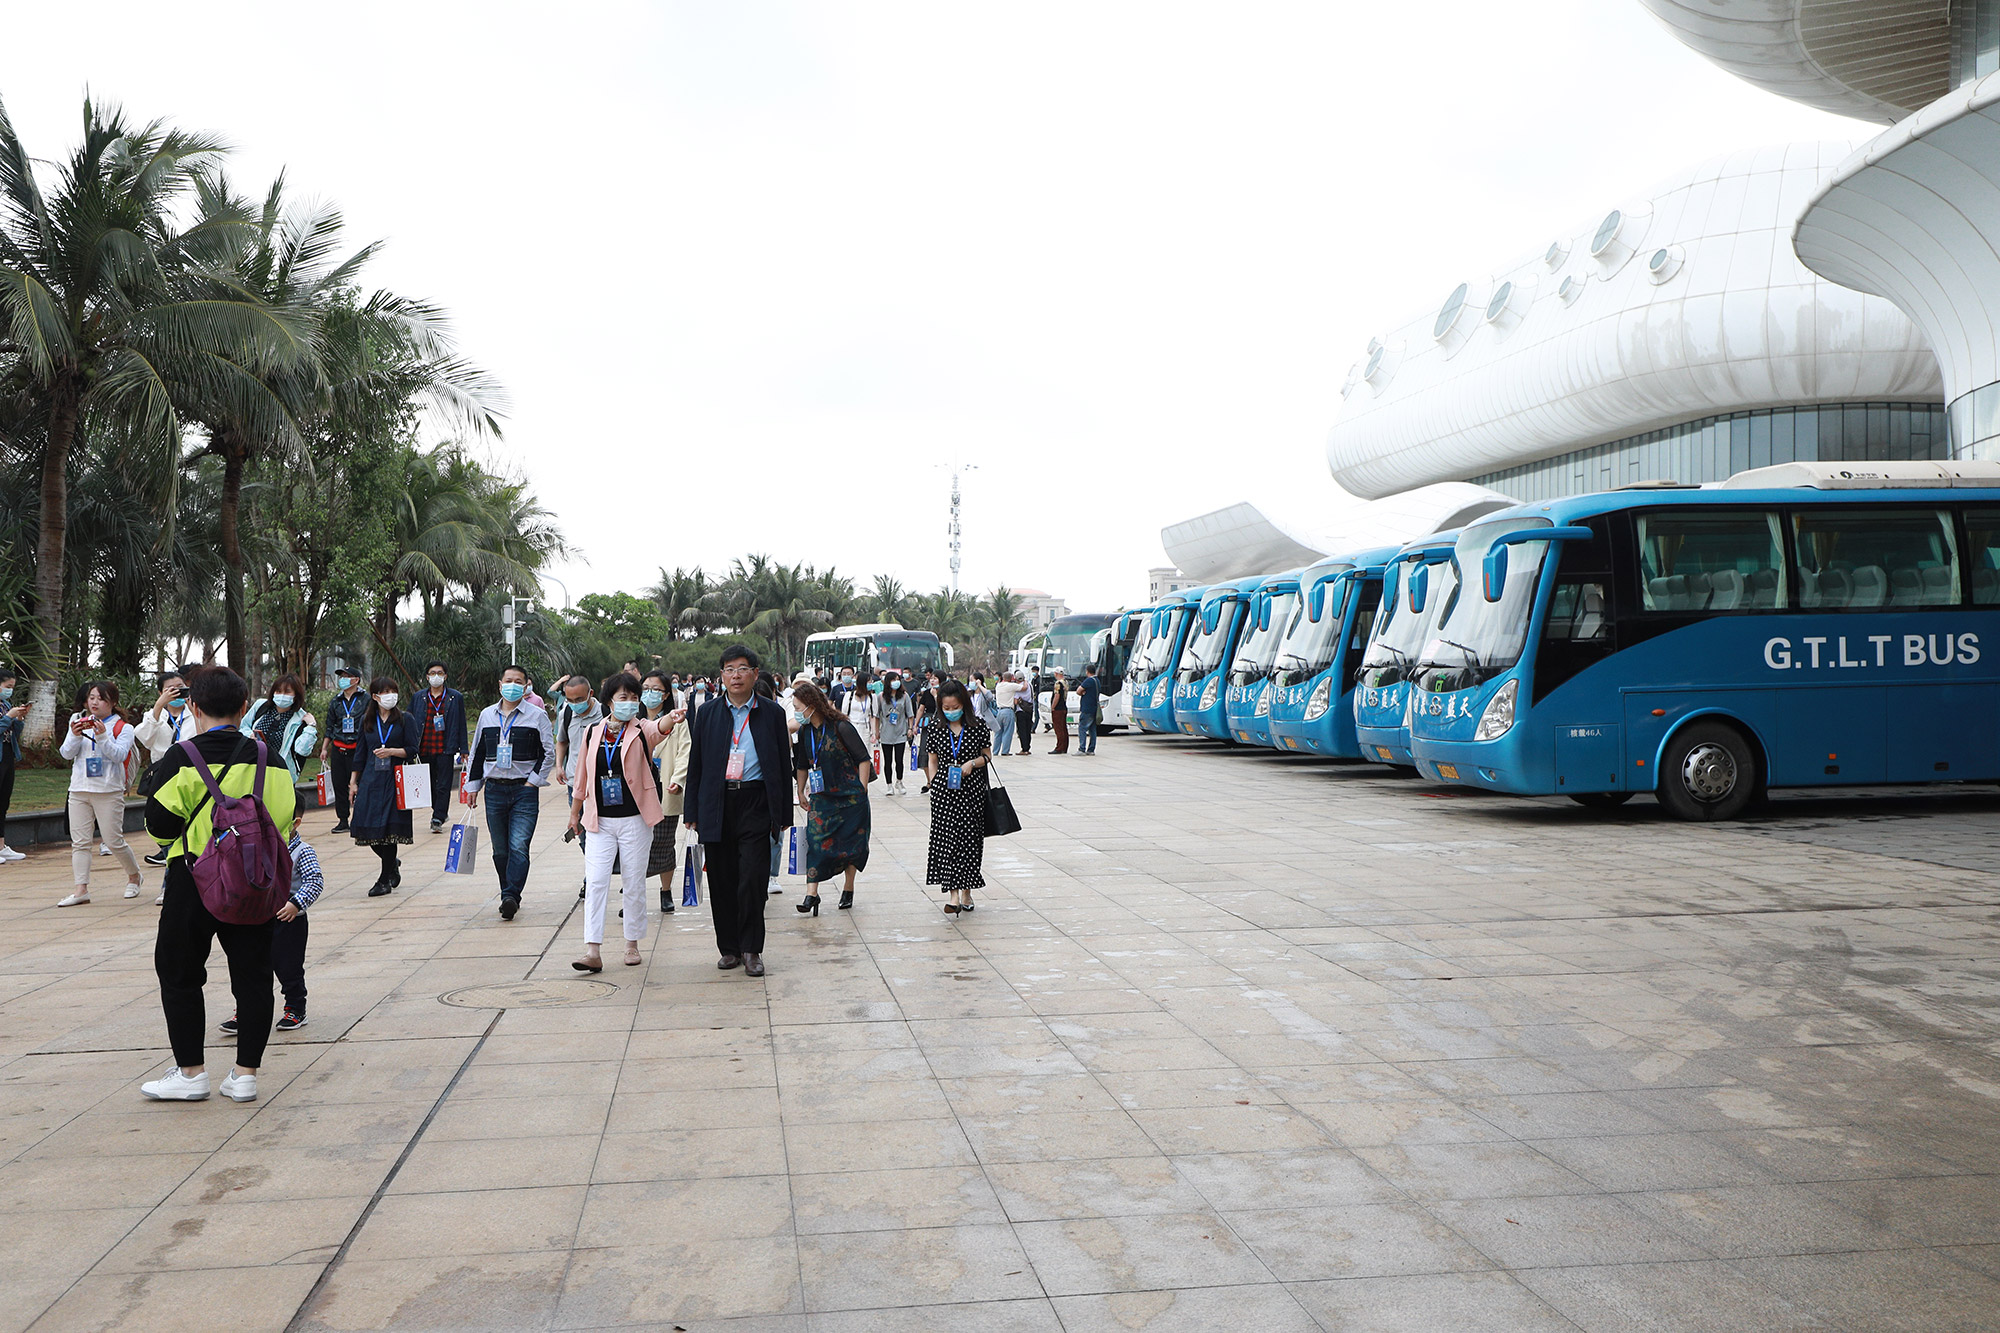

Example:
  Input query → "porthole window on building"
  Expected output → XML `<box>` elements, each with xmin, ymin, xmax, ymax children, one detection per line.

<box><xmin>1470</xmin><ymin>403</ymin><xmax>1951</xmax><ymax>502</ymax></box>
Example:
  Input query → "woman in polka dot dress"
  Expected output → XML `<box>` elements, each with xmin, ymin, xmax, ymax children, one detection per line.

<box><xmin>920</xmin><ymin>680</ymin><xmax>993</xmax><ymax>916</ymax></box>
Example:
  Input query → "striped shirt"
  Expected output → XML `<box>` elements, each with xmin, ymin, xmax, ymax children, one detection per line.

<box><xmin>288</xmin><ymin>835</ymin><xmax>324</xmax><ymax>911</ymax></box>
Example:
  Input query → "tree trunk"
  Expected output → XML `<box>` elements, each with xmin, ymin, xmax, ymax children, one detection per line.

<box><xmin>217</xmin><ymin>430</ymin><xmax>249</xmax><ymax>673</ymax></box>
<box><xmin>25</xmin><ymin>372</ymin><xmax>82</xmax><ymax>748</ymax></box>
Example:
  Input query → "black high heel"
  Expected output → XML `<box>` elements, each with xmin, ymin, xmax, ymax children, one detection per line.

<box><xmin>838</xmin><ymin>889</ymin><xmax>854</xmax><ymax>910</ymax></box>
<box><xmin>796</xmin><ymin>894</ymin><xmax>821</xmax><ymax>916</ymax></box>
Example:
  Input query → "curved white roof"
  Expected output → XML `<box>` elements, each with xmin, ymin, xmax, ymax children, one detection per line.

<box><xmin>1794</xmin><ymin>73</ymin><xmax>2000</xmax><ymax>419</ymax></box>
<box><xmin>1635</xmin><ymin>0</ymin><xmax>1952</xmax><ymax>124</ymax></box>
<box><xmin>1324</xmin><ymin>143</ymin><xmax>1942</xmax><ymax>500</ymax></box>
<box><xmin>1161</xmin><ymin>482</ymin><xmax>1516</xmax><ymax>583</ymax></box>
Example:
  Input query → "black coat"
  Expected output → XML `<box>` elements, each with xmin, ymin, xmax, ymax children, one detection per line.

<box><xmin>683</xmin><ymin>692</ymin><xmax>795</xmax><ymax>841</ymax></box>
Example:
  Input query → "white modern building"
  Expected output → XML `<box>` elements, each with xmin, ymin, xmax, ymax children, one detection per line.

<box><xmin>1008</xmin><ymin>589</ymin><xmax>1069</xmax><ymax>632</ymax></box>
<box><xmin>1146</xmin><ymin>567</ymin><xmax>1199</xmax><ymax>604</ymax></box>
<box><xmin>1638</xmin><ymin>0</ymin><xmax>2000</xmax><ymax>459</ymax></box>
<box><xmin>1324</xmin><ymin>143</ymin><xmax>1943</xmax><ymax>503</ymax></box>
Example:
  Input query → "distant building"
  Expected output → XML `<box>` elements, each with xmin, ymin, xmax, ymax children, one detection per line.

<box><xmin>1008</xmin><ymin>588</ymin><xmax>1070</xmax><ymax>631</ymax></box>
<box><xmin>1147</xmin><ymin>567</ymin><xmax>1199</xmax><ymax>604</ymax></box>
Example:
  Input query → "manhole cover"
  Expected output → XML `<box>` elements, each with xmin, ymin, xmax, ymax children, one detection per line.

<box><xmin>440</xmin><ymin>980</ymin><xmax>619</xmax><ymax>1009</ymax></box>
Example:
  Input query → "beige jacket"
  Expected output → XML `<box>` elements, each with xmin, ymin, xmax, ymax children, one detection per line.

<box><xmin>652</xmin><ymin>714</ymin><xmax>693</xmax><ymax>816</ymax></box>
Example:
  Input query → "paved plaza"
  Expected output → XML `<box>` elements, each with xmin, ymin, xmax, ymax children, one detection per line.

<box><xmin>2</xmin><ymin>736</ymin><xmax>1999</xmax><ymax>1331</ymax></box>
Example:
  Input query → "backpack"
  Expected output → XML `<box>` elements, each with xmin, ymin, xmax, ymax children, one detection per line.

<box><xmin>175</xmin><ymin>737</ymin><xmax>294</xmax><ymax>924</ymax></box>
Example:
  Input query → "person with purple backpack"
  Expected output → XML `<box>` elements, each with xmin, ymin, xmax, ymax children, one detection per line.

<box><xmin>137</xmin><ymin>667</ymin><xmax>299</xmax><ymax>1103</ymax></box>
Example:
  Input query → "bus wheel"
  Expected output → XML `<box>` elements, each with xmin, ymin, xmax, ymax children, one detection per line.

<box><xmin>1568</xmin><ymin>792</ymin><xmax>1634</xmax><ymax>810</ymax></box>
<box><xmin>1657</xmin><ymin>722</ymin><xmax>1757</xmax><ymax>821</ymax></box>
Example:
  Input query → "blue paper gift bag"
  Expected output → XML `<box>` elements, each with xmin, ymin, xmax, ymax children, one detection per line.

<box><xmin>443</xmin><ymin>819</ymin><xmax>479</xmax><ymax>874</ymax></box>
<box><xmin>785</xmin><ymin>826</ymin><xmax>799</xmax><ymax>875</ymax></box>
<box><xmin>681</xmin><ymin>843</ymin><xmax>702</xmax><ymax>907</ymax></box>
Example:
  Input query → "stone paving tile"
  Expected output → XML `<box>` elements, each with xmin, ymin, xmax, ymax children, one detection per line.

<box><xmin>2</xmin><ymin>742</ymin><xmax>2000</xmax><ymax>1329</ymax></box>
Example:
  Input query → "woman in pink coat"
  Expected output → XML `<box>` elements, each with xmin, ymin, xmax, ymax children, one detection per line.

<box><xmin>566</xmin><ymin>672</ymin><xmax>685</xmax><ymax>971</ymax></box>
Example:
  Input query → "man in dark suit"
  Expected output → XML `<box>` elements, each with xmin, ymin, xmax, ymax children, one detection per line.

<box><xmin>682</xmin><ymin>644</ymin><xmax>795</xmax><ymax>977</ymax></box>
<box><xmin>417</xmin><ymin>660</ymin><xmax>470</xmax><ymax>832</ymax></box>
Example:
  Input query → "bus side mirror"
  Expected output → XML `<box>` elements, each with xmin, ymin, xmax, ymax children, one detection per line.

<box><xmin>1483</xmin><ymin>545</ymin><xmax>1508</xmax><ymax>602</ymax></box>
<box><xmin>1254</xmin><ymin>595</ymin><xmax>1270</xmax><ymax>633</ymax></box>
<box><xmin>1202</xmin><ymin>601</ymin><xmax>1222</xmax><ymax>634</ymax></box>
<box><xmin>1409</xmin><ymin>565</ymin><xmax>1430</xmax><ymax>614</ymax></box>
<box><xmin>1307</xmin><ymin>581</ymin><xmax>1327</xmax><ymax>622</ymax></box>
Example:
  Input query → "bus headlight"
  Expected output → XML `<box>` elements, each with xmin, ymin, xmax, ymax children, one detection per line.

<box><xmin>1254</xmin><ymin>686</ymin><xmax>1271</xmax><ymax>718</ymax></box>
<box><xmin>1153</xmin><ymin>680</ymin><xmax>1169</xmax><ymax>707</ymax></box>
<box><xmin>1199</xmin><ymin>677</ymin><xmax>1220</xmax><ymax>711</ymax></box>
<box><xmin>1303</xmin><ymin>677</ymin><xmax>1332</xmax><ymax>720</ymax></box>
<box><xmin>1474</xmin><ymin>679</ymin><xmax>1517</xmax><ymax>740</ymax></box>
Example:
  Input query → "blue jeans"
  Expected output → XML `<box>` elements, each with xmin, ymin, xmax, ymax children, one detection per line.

<box><xmin>993</xmin><ymin>708</ymin><xmax>1017</xmax><ymax>755</ymax></box>
<box><xmin>483</xmin><ymin>782</ymin><xmax>540</xmax><ymax>899</ymax></box>
<box><xmin>1079</xmin><ymin>711</ymin><xmax>1099</xmax><ymax>753</ymax></box>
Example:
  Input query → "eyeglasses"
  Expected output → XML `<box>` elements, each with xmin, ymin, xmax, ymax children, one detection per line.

<box><xmin>721</xmin><ymin>664</ymin><xmax>755</xmax><ymax>676</ymax></box>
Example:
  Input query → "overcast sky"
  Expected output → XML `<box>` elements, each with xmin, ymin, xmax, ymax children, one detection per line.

<box><xmin>8</xmin><ymin>2</ymin><xmax>1866</xmax><ymax>612</ymax></box>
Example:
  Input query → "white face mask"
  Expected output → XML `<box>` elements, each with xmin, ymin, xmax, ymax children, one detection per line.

<box><xmin>376</xmin><ymin>692</ymin><xmax>400</xmax><ymax>711</ymax></box>
<box><xmin>427</xmin><ymin>674</ymin><xmax>445</xmax><ymax>688</ymax></box>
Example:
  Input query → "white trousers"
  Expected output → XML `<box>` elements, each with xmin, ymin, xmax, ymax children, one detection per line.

<box><xmin>583</xmin><ymin>813</ymin><xmax>653</xmax><ymax>945</ymax></box>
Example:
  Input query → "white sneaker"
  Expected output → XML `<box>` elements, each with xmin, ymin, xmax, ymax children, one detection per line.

<box><xmin>123</xmin><ymin>883</ymin><xmax>140</xmax><ymax>899</ymax></box>
<box><xmin>0</xmin><ymin>846</ymin><xmax>24</xmax><ymax>861</ymax></box>
<box><xmin>56</xmin><ymin>892</ymin><xmax>90</xmax><ymax>907</ymax></box>
<box><xmin>154</xmin><ymin>893</ymin><xmax>165</xmax><ymax>906</ymax></box>
<box><xmin>896</xmin><ymin>781</ymin><xmax>906</xmax><ymax>795</ymax></box>
<box><xmin>218</xmin><ymin>1072</ymin><xmax>257</xmax><ymax>1103</ymax></box>
<box><xmin>768</xmin><ymin>879</ymin><xmax>782</xmax><ymax>896</ymax></box>
<box><xmin>98</xmin><ymin>843</ymin><xmax>112</xmax><ymax>856</ymax></box>
<box><xmin>141</xmin><ymin>1066</ymin><xmax>210</xmax><ymax>1101</ymax></box>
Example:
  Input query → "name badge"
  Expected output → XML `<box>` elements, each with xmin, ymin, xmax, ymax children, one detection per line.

<box><xmin>85</xmin><ymin>756</ymin><xmax>105</xmax><ymax>778</ymax></box>
<box><xmin>600</xmin><ymin>774</ymin><xmax>624</xmax><ymax>806</ymax></box>
<box><xmin>494</xmin><ymin>743</ymin><xmax>513</xmax><ymax>768</ymax></box>
<box><xmin>341</xmin><ymin>715</ymin><xmax>356</xmax><ymax>733</ymax></box>
<box><xmin>887</xmin><ymin>710</ymin><xmax>899</xmax><ymax>726</ymax></box>
<box><xmin>372</xmin><ymin>753</ymin><xmax>393</xmax><ymax>771</ymax></box>
<box><xmin>947</xmin><ymin>765</ymin><xmax>963</xmax><ymax>790</ymax></box>
<box><xmin>806</xmin><ymin>768</ymin><xmax>825</xmax><ymax>795</ymax></box>
<box><xmin>726</xmin><ymin>749</ymin><xmax>746</xmax><ymax>781</ymax></box>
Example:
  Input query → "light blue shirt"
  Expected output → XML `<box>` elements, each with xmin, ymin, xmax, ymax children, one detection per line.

<box><xmin>727</xmin><ymin>696</ymin><xmax>761</xmax><ymax>781</ymax></box>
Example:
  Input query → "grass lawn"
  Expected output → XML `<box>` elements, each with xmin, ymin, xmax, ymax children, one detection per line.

<box><xmin>7</xmin><ymin>758</ymin><xmax>325</xmax><ymax>815</ymax></box>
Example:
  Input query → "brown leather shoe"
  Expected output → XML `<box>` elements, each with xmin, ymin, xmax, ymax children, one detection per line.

<box><xmin>742</xmin><ymin>953</ymin><xmax>766</xmax><ymax>977</ymax></box>
<box><xmin>717</xmin><ymin>954</ymin><xmax>741</xmax><ymax>970</ymax></box>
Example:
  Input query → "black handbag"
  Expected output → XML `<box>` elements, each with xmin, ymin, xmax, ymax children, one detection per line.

<box><xmin>983</xmin><ymin>759</ymin><xmax>1021</xmax><ymax>837</ymax></box>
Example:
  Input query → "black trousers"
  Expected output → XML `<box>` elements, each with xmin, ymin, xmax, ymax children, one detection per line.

<box><xmin>155</xmin><ymin>868</ymin><xmax>276</xmax><ymax>1069</ymax></box>
<box><xmin>881</xmin><ymin>742</ymin><xmax>906</xmax><ymax>782</ymax></box>
<box><xmin>705</xmin><ymin>784</ymin><xmax>774</xmax><ymax>957</ymax></box>
<box><xmin>0</xmin><ymin>760</ymin><xmax>13</xmax><ymax>841</ymax></box>
<box><xmin>426</xmin><ymin>753</ymin><xmax>457</xmax><ymax>823</ymax></box>
<box><xmin>272</xmin><ymin>912</ymin><xmax>309</xmax><ymax>1012</ymax></box>
<box><xmin>326</xmin><ymin>746</ymin><xmax>358</xmax><ymax>823</ymax></box>
<box><xmin>1016</xmin><ymin>705</ymin><xmax>1035</xmax><ymax>752</ymax></box>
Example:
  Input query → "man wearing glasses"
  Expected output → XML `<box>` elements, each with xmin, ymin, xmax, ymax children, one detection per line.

<box><xmin>682</xmin><ymin>645</ymin><xmax>796</xmax><ymax>977</ymax></box>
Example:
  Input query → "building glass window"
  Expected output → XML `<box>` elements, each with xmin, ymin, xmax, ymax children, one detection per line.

<box><xmin>1953</xmin><ymin>0</ymin><xmax>2000</xmax><ymax>87</ymax></box>
<box><xmin>1470</xmin><ymin>403</ymin><xmax>1951</xmax><ymax>502</ymax></box>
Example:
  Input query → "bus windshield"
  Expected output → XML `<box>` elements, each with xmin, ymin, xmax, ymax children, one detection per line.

<box><xmin>875</xmin><ymin>630</ymin><xmax>941</xmax><ymax>672</ymax></box>
<box><xmin>1420</xmin><ymin>518</ymin><xmax>1553</xmax><ymax>678</ymax></box>
<box><xmin>1043</xmin><ymin>621</ymin><xmax>1106</xmax><ymax>678</ymax></box>
<box><xmin>1180</xmin><ymin>601</ymin><xmax>1239</xmax><ymax>679</ymax></box>
<box><xmin>1135</xmin><ymin>607</ymin><xmax>1191</xmax><ymax>680</ymax></box>
<box><xmin>1274</xmin><ymin>578</ymin><xmax>1351</xmax><ymax>686</ymax></box>
<box><xmin>1364</xmin><ymin>558</ymin><xmax>1460</xmax><ymax>678</ymax></box>
<box><xmin>1229</xmin><ymin>591</ymin><xmax>1297</xmax><ymax>683</ymax></box>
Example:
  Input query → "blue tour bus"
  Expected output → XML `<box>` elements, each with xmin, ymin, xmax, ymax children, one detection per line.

<box><xmin>1266</xmin><ymin>545</ymin><xmax>1401</xmax><ymax>757</ymax></box>
<box><xmin>1172</xmin><ymin>575</ymin><xmax>1270</xmax><ymax>740</ymax></box>
<box><xmin>1222</xmin><ymin>567</ymin><xmax>1308</xmax><ymax>747</ymax></box>
<box><xmin>1406</xmin><ymin>461</ymin><xmax>2000</xmax><ymax>819</ymax></box>
<box><xmin>1353</xmin><ymin>530</ymin><xmax>1463</xmax><ymax>767</ymax></box>
<box><xmin>1124</xmin><ymin>588</ymin><xmax>1203</xmax><ymax>734</ymax></box>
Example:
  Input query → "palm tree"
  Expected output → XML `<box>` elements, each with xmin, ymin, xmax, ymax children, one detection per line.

<box><xmin>646</xmin><ymin>566</ymin><xmax>711</xmax><ymax>640</ymax></box>
<box><xmin>176</xmin><ymin>172</ymin><xmax>504</xmax><ymax>667</ymax></box>
<box><xmin>0</xmin><ymin>96</ymin><xmax>309</xmax><ymax>739</ymax></box>
<box><xmin>741</xmin><ymin>563</ymin><xmax>833</xmax><ymax>673</ymax></box>
<box><xmin>808</xmin><ymin>567</ymin><xmax>859</xmax><ymax>626</ymax></box>
<box><xmin>864</xmin><ymin>574</ymin><xmax>910</xmax><ymax>624</ymax></box>
<box><xmin>978</xmin><ymin>587</ymin><xmax>1030</xmax><ymax>668</ymax></box>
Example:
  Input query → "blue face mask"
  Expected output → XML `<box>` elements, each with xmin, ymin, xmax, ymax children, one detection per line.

<box><xmin>271</xmin><ymin>694</ymin><xmax>295</xmax><ymax>711</ymax></box>
<box><xmin>0</xmin><ymin>687</ymin><xmax>11</xmax><ymax>703</ymax></box>
<box><xmin>611</xmin><ymin>700</ymin><xmax>641</xmax><ymax>722</ymax></box>
<box><xmin>499</xmin><ymin>682</ymin><xmax>527</xmax><ymax>703</ymax></box>
<box><xmin>569</xmin><ymin>699</ymin><xmax>591</xmax><ymax>714</ymax></box>
<box><xmin>943</xmin><ymin>708</ymin><xmax>964</xmax><ymax>721</ymax></box>
<box><xmin>166</xmin><ymin>697</ymin><xmax>185</xmax><ymax>711</ymax></box>
<box><xmin>870</xmin><ymin>681</ymin><xmax>883</xmax><ymax>694</ymax></box>
<box><xmin>640</xmin><ymin>689</ymin><xmax>665</xmax><ymax>709</ymax></box>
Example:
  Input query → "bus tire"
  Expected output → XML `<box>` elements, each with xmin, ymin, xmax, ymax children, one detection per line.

<box><xmin>1568</xmin><ymin>792</ymin><xmax>1634</xmax><ymax>810</ymax></box>
<box><xmin>1656</xmin><ymin>721</ymin><xmax>1758</xmax><ymax>821</ymax></box>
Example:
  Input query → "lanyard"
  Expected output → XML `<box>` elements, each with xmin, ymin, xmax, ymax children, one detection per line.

<box><xmin>498</xmin><ymin>709</ymin><xmax>518</xmax><ymax>746</ymax></box>
<box><xmin>949</xmin><ymin>725</ymin><xmax>965</xmax><ymax>762</ymax></box>
<box><xmin>376</xmin><ymin>717</ymin><xmax>394</xmax><ymax>748</ymax></box>
<box><xmin>601</xmin><ymin>723</ymin><xmax>623</xmax><ymax>773</ymax></box>
<box><xmin>429</xmin><ymin>692</ymin><xmax>448</xmax><ymax>725</ymax></box>
<box><xmin>731</xmin><ymin>705</ymin><xmax>751</xmax><ymax>751</ymax></box>
<box><xmin>808</xmin><ymin>726</ymin><xmax>821</xmax><ymax>768</ymax></box>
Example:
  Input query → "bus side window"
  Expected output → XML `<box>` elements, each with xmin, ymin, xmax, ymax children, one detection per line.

<box><xmin>1794</xmin><ymin>508</ymin><xmax>1959</xmax><ymax>609</ymax></box>
<box><xmin>1636</xmin><ymin>512</ymin><xmax>1786</xmax><ymax>612</ymax></box>
<box><xmin>1544</xmin><ymin>581</ymin><xmax>1608</xmax><ymax>642</ymax></box>
<box><xmin>1962</xmin><ymin>508</ymin><xmax>2000</xmax><ymax>605</ymax></box>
